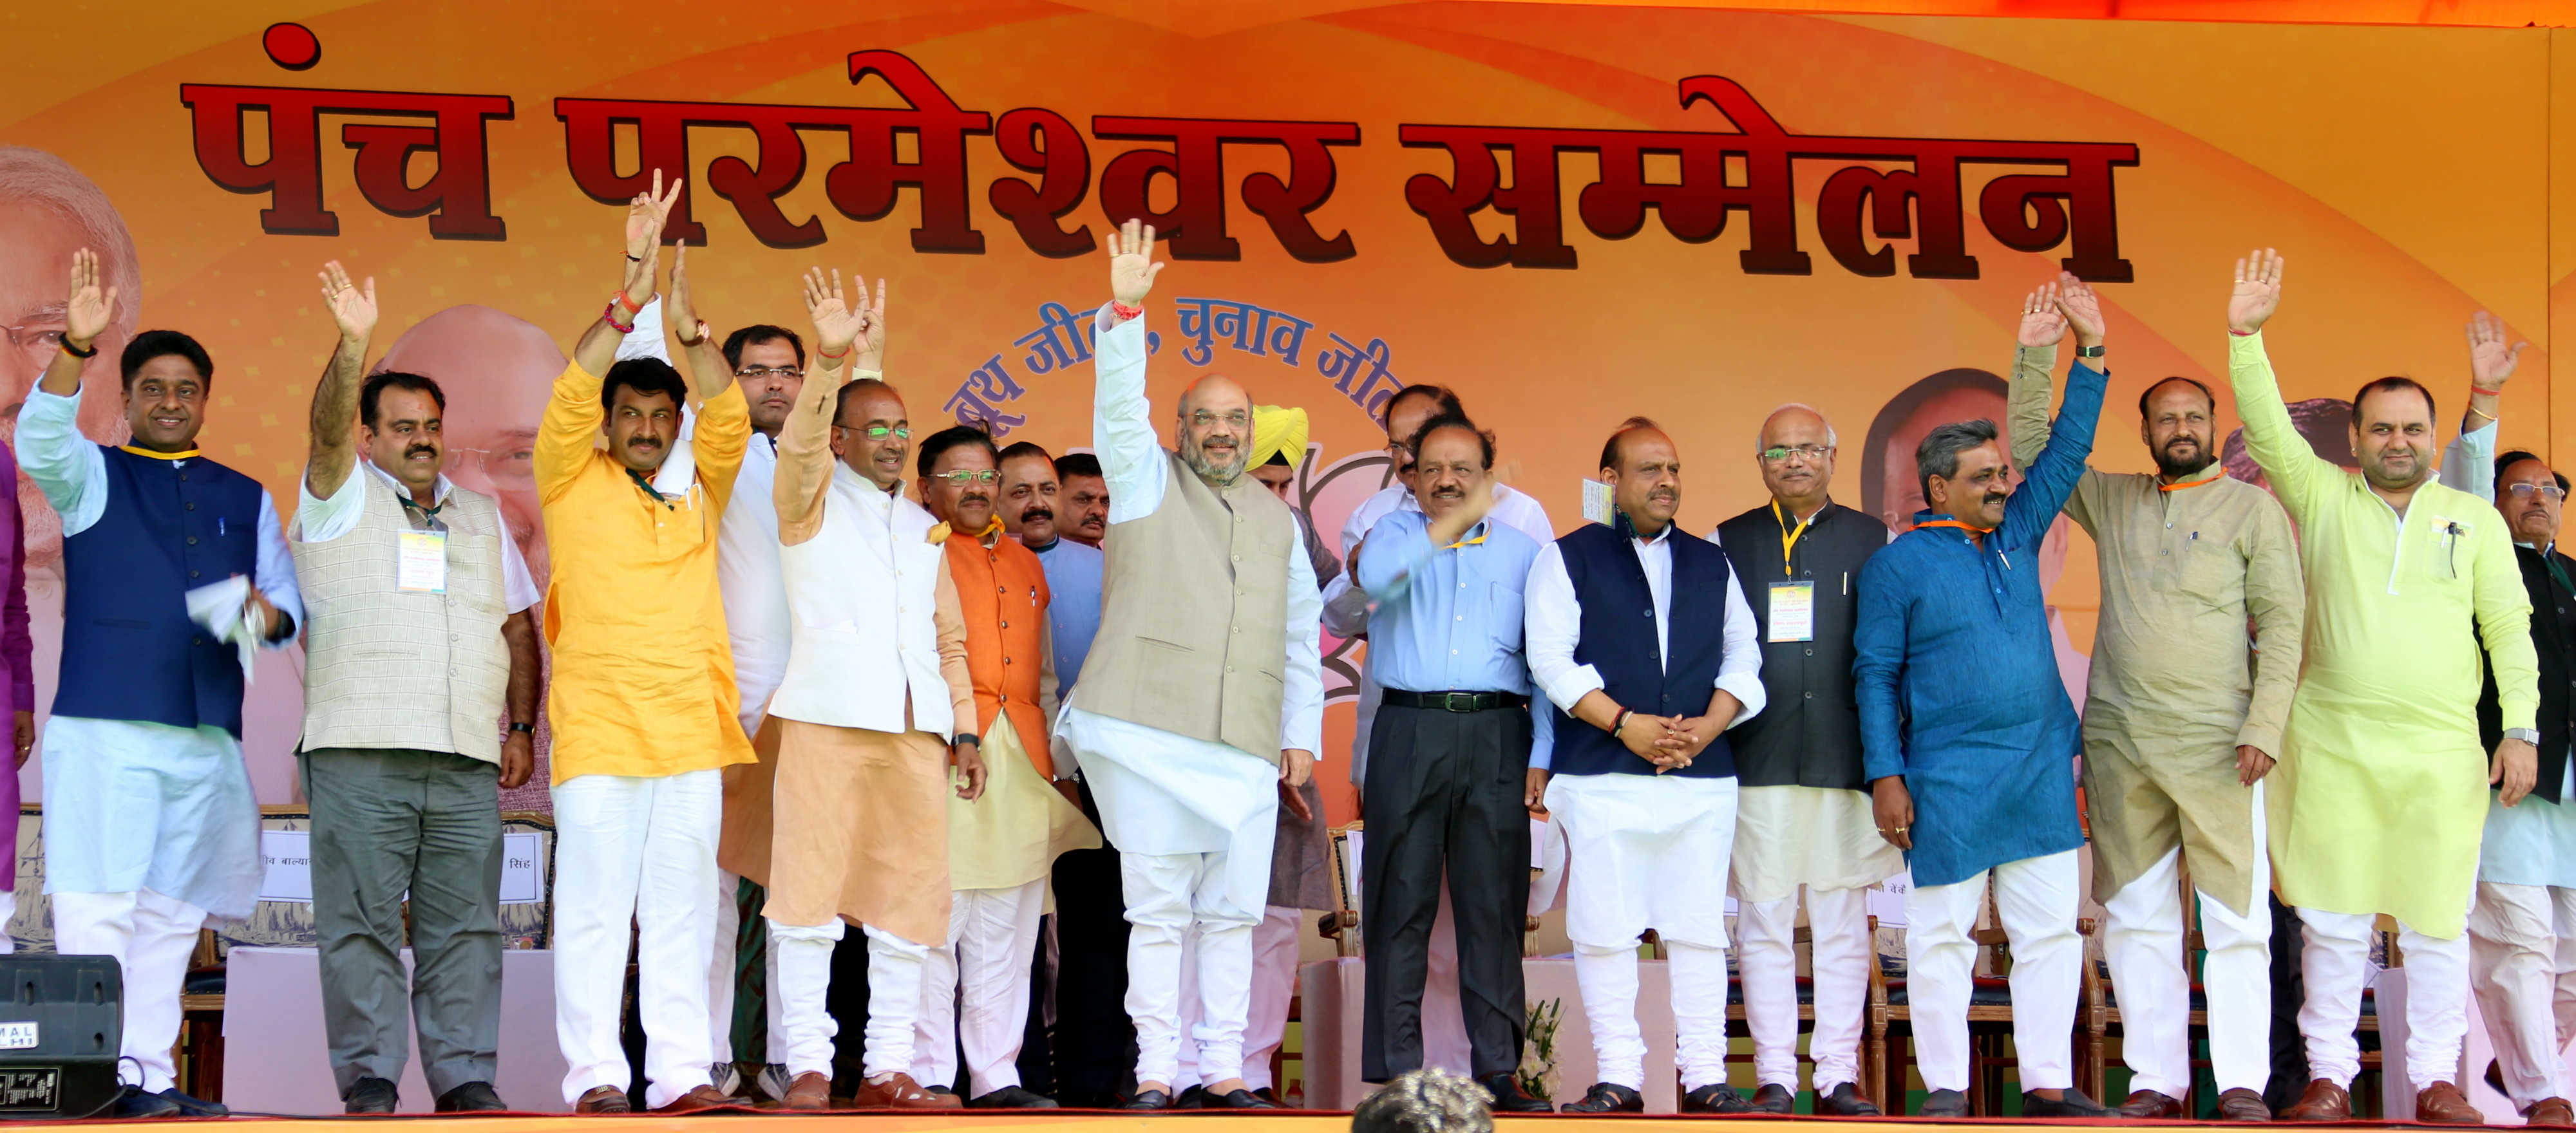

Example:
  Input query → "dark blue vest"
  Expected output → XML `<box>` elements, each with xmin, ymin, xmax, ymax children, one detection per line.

<box><xmin>1548</xmin><ymin>520</ymin><xmax>1737</xmax><ymax>779</ymax></box>
<box><xmin>55</xmin><ymin>447</ymin><xmax>265</xmax><ymax>737</ymax></box>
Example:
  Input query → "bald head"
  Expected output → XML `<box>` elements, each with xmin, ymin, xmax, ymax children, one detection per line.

<box><xmin>1756</xmin><ymin>403</ymin><xmax>1838</xmax><ymax>514</ymax></box>
<box><xmin>1175</xmin><ymin>373</ymin><xmax>1251</xmax><ymax>486</ymax></box>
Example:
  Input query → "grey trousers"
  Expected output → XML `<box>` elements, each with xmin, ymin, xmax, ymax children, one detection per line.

<box><xmin>303</xmin><ymin>747</ymin><xmax>504</xmax><ymax>1099</ymax></box>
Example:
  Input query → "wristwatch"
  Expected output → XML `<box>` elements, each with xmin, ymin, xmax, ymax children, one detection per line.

<box><xmin>954</xmin><ymin>732</ymin><xmax>981</xmax><ymax>747</ymax></box>
<box><xmin>507</xmin><ymin>722</ymin><xmax>534</xmax><ymax>735</ymax></box>
<box><xmin>2507</xmin><ymin>727</ymin><xmax>2541</xmax><ymax>745</ymax></box>
<box><xmin>2074</xmin><ymin>344</ymin><xmax>2107</xmax><ymax>358</ymax></box>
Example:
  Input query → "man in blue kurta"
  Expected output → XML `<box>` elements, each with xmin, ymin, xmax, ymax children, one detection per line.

<box><xmin>23</xmin><ymin>250</ymin><xmax>304</xmax><ymax>1118</ymax></box>
<box><xmin>1853</xmin><ymin>286</ymin><xmax>2109</xmax><ymax>1119</ymax></box>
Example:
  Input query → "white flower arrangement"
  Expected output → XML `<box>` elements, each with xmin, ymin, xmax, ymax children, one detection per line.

<box><xmin>1516</xmin><ymin>997</ymin><xmax>1562</xmax><ymax>1102</ymax></box>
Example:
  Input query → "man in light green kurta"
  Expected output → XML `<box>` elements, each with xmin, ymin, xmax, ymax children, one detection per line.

<box><xmin>2224</xmin><ymin>248</ymin><xmax>2540</xmax><ymax>1125</ymax></box>
<box><xmin>2007</xmin><ymin>272</ymin><xmax>2302</xmax><ymax>1122</ymax></box>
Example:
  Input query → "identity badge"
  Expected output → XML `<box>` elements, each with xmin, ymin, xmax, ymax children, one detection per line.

<box><xmin>1768</xmin><ymin>580</ymin><xmax>1815</xmax><ymax>642</ymax></box>
<box><xmin>397</xmin><ymin>530</ymin><xmax>449</xmax><ymax>594</ymax></box>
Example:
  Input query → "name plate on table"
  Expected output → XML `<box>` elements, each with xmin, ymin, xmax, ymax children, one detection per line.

<box><xmin>261</xmin><ymin>830</ymin><xmax>547</xmax><ymax>904</ymax></box>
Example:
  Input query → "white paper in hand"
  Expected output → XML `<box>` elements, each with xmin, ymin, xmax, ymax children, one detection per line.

<box><xmin>183</xmin><ymin>575</ymin><xmax>258</xmax><ymax>685</ymax></box>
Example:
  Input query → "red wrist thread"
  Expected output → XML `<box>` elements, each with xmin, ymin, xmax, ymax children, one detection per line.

<box><xmin>1110</xmin><ymin>300</ymin><xmax>1144</xmax><ymax>321</ymax></box>
<box><xmin>2228</xmin><ymin>328</ymin><xmax>2258</xmax><ymax>337</ymax></box>
<box><xmin>600</xmin><ymin>302</ymin><xmax>636</xmax><ymax>333</ymax></box>
<box><xmin>817</xmin><ymin>343</ymin><xmax>851</xmax><ymax>360</ymax></box>
<box><xmin>2474</xmin><ymin>386</ymin><xmax>2504</xmax><ymax>397</ymax></box>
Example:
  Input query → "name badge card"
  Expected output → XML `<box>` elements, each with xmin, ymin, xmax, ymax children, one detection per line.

<box><xmin>398</xmin><ymin>530</ymin><xmax>449</xmax><ymax>594</ymax></box>
<box><xmin>1768</xmin><ymin>581</ymin><xmax>1814</xmax><ymax>642</ymax></box>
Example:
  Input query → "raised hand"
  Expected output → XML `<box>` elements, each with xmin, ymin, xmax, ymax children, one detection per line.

<box><xmin>625</xmin><ymin>169</ymin><xmax>682</xmax><ymax>258</ymax></box>
<box><xmin>2016</xmin><ymin>280</ymin><xmax>2067</xmax><ymax>348</ymax></box>
<box><xmin>2229</xmin><ymin>248</ymin><xmax>2285</xmax><ymax>335</ymax></box>
<box><xmin>2466</xmin><ymin>311</ymin><xmax>2529</xmax><ymax>389</ymax></box>
<box><xmin>2054</xmin><ymin>271</ymin><xmax>2106</xmax><ymax>348</ymax></box>
<box><xmin>317</xmin><ymin>260</ymin><xmax>377</xmax><ymax>343</ymax></box>
<box><xmin>851</xmin><ymin>274</ymin><xmax>887</xmax><ymax>373</ymax></box>
<box><xmin>1107</xmin><ymin>218</ymin><xmax>1164</xmax><ymax>307</ymax></box>
<box><xmin>801</xmin><ymin>267</ymin><xmax>866</xmax><ymax>363</ymax></box>
<box><xmin>64</xmin><ymin>248</ymin><xmax>116</xmax><ymax>353</ymax></box>
<box><xmin>667</xmin><ymin>243</ymin><xmax>705</xmax><ymax>341</ymax></box>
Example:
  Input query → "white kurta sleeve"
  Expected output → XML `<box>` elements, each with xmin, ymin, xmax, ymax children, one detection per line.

<box><xmin>1713</xmin><ymin>570</ymin><xmax>1765</xmax><ymax>728</ymax></box>
<box><xmin>15</xmin><ymin>385</ymin><xmax>105</xmax><ymax>536</ymax></box>
<box><xmin>256</xmin><ymin>491</ymin><xmax>306</xmax><ymax>644</ymax></box>
<box><xmin>1279</xmin><ymin>538</ymin><xmax>1325</xmax><ymax>757</ymax></box>
<box><xmin>1092</xmin><ymin>308</ymin><xmax>1166</xmax><ymax>524</ymax></box>
<box><xmin>1523</xmin><ymin>541</ymin><xmax>1599</xmax><ymax>715</ymax></box>
<box><xmin>291</xmin><ymin>459</ymin><xmax>369</xmax><ymax>543</ymax></box>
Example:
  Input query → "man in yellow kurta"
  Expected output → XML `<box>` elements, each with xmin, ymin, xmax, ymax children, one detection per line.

<box><xmin>2224</xmin><ymin>248</ymin><xmax>2541</xmax><ymax>1125</ymax></box>
<box><xmin>535</xmin><ymin>178</ymin><xmax>756</xmax><ymax>1114</ymax></box>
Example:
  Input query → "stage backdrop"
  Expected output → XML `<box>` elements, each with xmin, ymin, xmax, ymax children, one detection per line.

<box><xmin>1</xmin><ymin>3</ymin><xmax>2570</xmax><ymax>824</ymax></box>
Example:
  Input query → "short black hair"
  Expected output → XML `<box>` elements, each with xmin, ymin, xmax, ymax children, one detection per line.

<box><xmin>1598</xmin><ymin>416</ymin><xmax>1662</xmax><ymax>472</ymax></box>
<box><xmin>2353</xmin><ymin>376</ymin><xmax>2436</xmax><ymax>424</ymax></box>
<box><xmin>2497</xmin><ymin>449</ymin><xmax>2571</xmax><ymax>494</ymax></box>
<box><xmin>1055</xmin><ymin>453</ymin><xmax>1104</xmax><ymax>482</ymax></box>
<box><xmin>1916</xmin><ymin>418</ymin><xmax>2003</xmax><ymax>505</ymax></box>
<box><xmin>721</xmin><ymin>324</ymin><xmax>805</xmax><ymax>371</ymax></box>
<box><xmin>2139</xmin><ymin>375</ymin><xmax>2216</xmax><ymax>419</ymax></box>
<box><xmin>601</xmin><ymin>358</ymin><xmax>688</xmax><ymax>413</ymax></box>
<box><xmin>1407</xmin><ymin>411</ymin><xmax>1495</xmax><ymax>470</ymax></box>
<box><xmin>120</xmin><ymin>330</ymin><xmax>213</xmax><ymax>391</ymax></box>
<box><xmin>1384</xmin><ymin>384</ymin><xmax>1463</xmax><ymax>430</ymax></box>
<box><xmin>998</xmin><ymin>441</ymin><xmax>1053</xmax><ymax>468</ymax></box>
<box><xmin>361</xmin><ymin>371</ymin><xmax>446</xmax><ymax>429</ymax></box>
<box><xmin>915</xmin><ymin>424</ymin><xmax>998</xmax><ymax>478</ymax></box>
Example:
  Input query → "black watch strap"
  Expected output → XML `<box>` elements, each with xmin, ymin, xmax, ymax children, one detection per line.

<box><xmin>2074</xmin><ymin>344</ymin><xmax>2107</xmax><ymax>358</ymax></box>
<box><xmin>508</xmin><ymin>722</ymin><xmax>534</xmax><ymax>735</ymax></box>
<box><xmin>955</xmin><ymin>732</ymin><xmax>980</xmax><ymax>746</ymax></box>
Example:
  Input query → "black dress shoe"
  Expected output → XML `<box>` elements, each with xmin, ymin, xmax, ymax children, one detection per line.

<box><xmin>1177</xmin><ymin>1085</ymin><xmax>1209</xmax><ymax>1109</ymax></box>
<box><xmin>1749</xmin><ymin>1083</ymin><xmax>1795</xmax><ymax>1114</ymax></box>
<box><xmin>1682</xmin><ymin>1083</ymin><xmax>1756</xmax><ymax>1114</ymax></box>
<box><xmin>345</xmin><ymin>1076</ymin><xmax>399</xmax><ymax>1114</ymax></box>
<box><xmin>1206</xmin><ymin>1089</ymin><xmax>1280</xmax><ymax>1109</ymax></box>
<box><xmin>1563</xmin><ymin>1082</ymin><xmax>1645</xmax><ymax>1114</ymax></box>
<box><xmin>1478</xmin><ymin>1073</ymin><xmax>1555</xmax><ymax>1114</ymax></box>
<box><xmin>1122</xmin><ymin>1089</ymin><xmax>1174</xmax><ymax>1110</ymax></box>
<box><xmin>1917</xmin><ymin>1088</ymin><xmax>1970</xmax><ymax>1117</ymax></box>
<box><xmin>437</xmin><ymin>1080</ymin><xmax>507</xmax><ymax>1112</ymax></box>
<box><xmin>114</xmin><ymin>1087</ymin><xmax>182</xmax><ymax>1119</ymax></box>
<box><xmin>1819</xmin><ymin>1083</ymin><xmax>1884</xmax><ymax>1116</ymax></box>
<box><xmin>967</xmin><ymin>1085</ymin><xmax>1059</xmax><ymax>1109</ymax></box>
<box><xmin>156</xmin><ymin>1088</ymin><xmax>230</xmax><ymax>1118</ymax></box>
<box><xmin>2023</xmin><ymin>1089</ymin><xmax>2114</xmax><ymax>1118</ymax></box>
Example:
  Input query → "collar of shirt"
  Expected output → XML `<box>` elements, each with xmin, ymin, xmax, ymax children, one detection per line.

<box><xmin>2157</xmin><ymin>462</ymin><xmax>2229</xmax><ymax>491</ymax></box>
<box><xmin>364</xmin><ymin>457</ymin><xmax>452</xmax><ymax>508</ymax></box>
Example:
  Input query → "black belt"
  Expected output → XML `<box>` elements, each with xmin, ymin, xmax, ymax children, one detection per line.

<box><xmin>1383</xmin><ymin>689</ymin><xmax>1529</xmax><ymax>713</ymax></box>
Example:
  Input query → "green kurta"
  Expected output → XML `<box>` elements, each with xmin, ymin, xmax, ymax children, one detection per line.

<box><xmin>2009</xmin><ymin>344</ymin><xmax>2304</xmax><ymax>916</ymax></box>
<box><xmin>2232</xmin><ymin>332</ymin><xmax>2539</xmax><ymax>939</ymax></box>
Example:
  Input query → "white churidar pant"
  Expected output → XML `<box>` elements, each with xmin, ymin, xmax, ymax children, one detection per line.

<box><xmin>1905</xmin><ymin>848</ymin><xmax>2082</xmax><ymax>1092</ymax></box>
<box><xmin>550</xmin><ymin>769</ymin><xmax>721</xmax><ymax>1109</ymax></box>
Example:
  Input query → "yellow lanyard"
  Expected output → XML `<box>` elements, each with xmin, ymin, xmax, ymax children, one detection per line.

<box><xmin>1444</xmin><ymin>523</ymin><xmax>1488</xmax><ymax>551</ymax></box>
<box><xmin>1773</xmin><ymin>500</ymin><xmax>1816</xmax><ymax>576</ymax></box>
<box><xmin>118</xmin><ymin>445</ymin><xmax>200</xmax><ymax>460</ymax></box>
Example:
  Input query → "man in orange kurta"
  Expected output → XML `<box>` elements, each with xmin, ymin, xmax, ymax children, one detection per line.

<box><xmin>909</xmin><ymin>426</ymin><xmax>1099</xmax><ymax>1107</ymax></box>
<box><xmin>535</xmin><ymin>182</ymin><xmax>755</xmax><ymax>1114</ymax></box>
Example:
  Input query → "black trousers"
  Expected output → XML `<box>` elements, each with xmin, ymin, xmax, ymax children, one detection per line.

<box><xmin>1052</xmin><ymin>778</ymin><xmax>1135</xmax><ymax>1098</ymax></box>
<box><xmin>1360</xmin><ymin>701</ymin><xmax>1532</xmax><ymax>1080</ymax></box>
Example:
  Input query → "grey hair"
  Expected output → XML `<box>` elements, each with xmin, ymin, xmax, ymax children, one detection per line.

<box><xmin>1915</xmin><ymin>418</ymin><xmax>2002</xmax><ymax>507</ymax></box>
<box><xmin>1352</xmin><ymin>1069</ymin><xmax>1494</xmax><ymax>1133</ymax></box>
<box><xmin>1759</xmin><ymin>402</ymin><xmax>1838</xmax><ymax>449</ymax></box>
<box><xmin>0</xmin><ymin>147</ymin><xmax>139</xmax><ymax>334</ymax></box>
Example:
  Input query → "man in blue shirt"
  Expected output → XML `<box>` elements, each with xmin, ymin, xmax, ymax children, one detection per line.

<box><xmin>1852</xmin><ymin>283</ymin><xmax>2112</xmax><ymax>1118</ymax></box>
<box><xmin>1352</xmin><ymin>412</ymin><xmax>1553</xmax><ymax>1114</ymax></box>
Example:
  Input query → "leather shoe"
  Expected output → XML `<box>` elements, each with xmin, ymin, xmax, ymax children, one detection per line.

<box><xmin>1176</xmin><ymin>1085</ymin><xmax>1209</xmax><ymax>1109</ymax></box>
<box><xmin>2280</xmin><ymin>1078</ymin><xmax>2353</xmax><ymax>1122</ymax></box>
<box><xmin>2119</xmin><ymin>1089</ymin><xmax>2185</xmax><ymax>1119</ymax></box>
<box><xmin>856</xmin><ymin>1074</ymin><xmax>960</xmax><ymax>1109</ymax></box>
<box><xmin>573</xmin><ymin>1086</ymin><xmax>632</xmax><ymax>1114</ymax></box>
<box><xmin>2416</xmin><ymin>1081</ymin><xmax>2484</xmax><ymax>1125</ymax></box>
<box><xmin>114</xmin><ymin>1087</ymin><xmax>182</xmax><ymax>1119</ymax></box>
<box><xmin>2527</xmin><ymin>1098</ymin><xmax>2576</xmax><ymax>1127</ymax></box>
<box><xmin>1478</xmin><ymin>1073</ymin><xmax>1554</xmax><ymax>1114</ymax></box>
<box><xmin>345</xmin><ymin>1076</ymin><xmax>399</xmax><ymax>1114</ymax></box>
<box><xmin>1681</xmin><ymin>1083</ymin><xmax>1753</xmax><ymax>1114</ymax></box>
<box><xmin>654</xmin><ymin>1085</ymin><xmax>735</xmax><ymax>1113</ymax></box>
<box><xmin>1749</xmin><ymin>1083</ymin><xmax>1795</xmax><ymax>1114</ymax></box>
<box><xmin>967</xmin><ymin>1085</ymin><xmax>1059</xmax><ymax>1109</ymax></box>
<box><xmin>1818</xmin><ymin>1082</ymin><xmax>1883</xmax><ymax>1116</ymax></box>
<box><xmin>2216</xmin><ymin>1088</ymin><xmax>2273</xmax><ymax>1122</ymax></box>
<box><xmin>155</xmin><ymin>1089</ymin><xmax>229</xmax><ymax>1118</ymax></box>
<box><xmin>1122</xmin><ymin>1089</ymin><xmax>1175</xmax><ymax>1110</ymax></box>
<box><xmin>2023</xmin><ymin>1089</ymin><xmax>2114</xmax><ymax>1118</ymax></box>
<box><xmin>1562</xmin><ymin>1082</ymin><xmax>1645</xmax><ymax>1114</ymax></box>
<box><xmin>436</xmin><ymin>1081</ymin><xmax>506</xmax><ymax>1113</ymax></box>
<box><xmin>1917</xmin><ymin>1088</ymin><xmax>1970</xmax><ymax>1117</ymax></box>
<box><xmin>1206</xmin><ymin>1089</ymin><xmax>1279</xmax><ymax>1109</ymax></box>
<box><xmin>782</xmin><ymin>1071</ymin><xmax>833</xmax><ymax>1111</ymax></box>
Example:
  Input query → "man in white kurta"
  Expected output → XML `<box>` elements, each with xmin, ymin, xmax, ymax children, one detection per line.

<box><xmin>1052</xmin><ymin>222</ymin><xmax>1323</xmax><ymax>1110</ymax></box>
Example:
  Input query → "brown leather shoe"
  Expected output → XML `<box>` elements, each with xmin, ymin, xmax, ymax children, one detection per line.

<box><xmin>782</xmin><ymin>1071</ymin><xmax>833</xmax><ymax>1112</ymax></box>
<box><xmin>2217</xmin><ymin>1088</ymin><xmax>2273</xmax><ymax>1122</ymax></box>
<box><xmin>2281</xmin><ymin>1078</ymin><xmax>2353</xmax><ymax>1122</ymax></box>
<box><xmin>654</xmin><ymin>1085</ymin><xmax>734</xmax><ymax>1113</ymax></box>
<box><xmin>2416</xmin><ymin>1081</ymin><xmax>2483</xmax><ymax>1125</ymax></box>
<box><xmin>573</xmin><ymin>1086</ymin><xmax>632</xmax><ymax>1114</ymax></box>
<box><xmin>2526</xmin><ymin>1098</ymin><xmax>2576</xmax><ymax>1127</ymax></box>
<box><xmin>855</xmin><ymin>1073</ymin><xmax>962</xmax><ymax>1110</ymax></box>
<box><xmin>2119</xmin><ymin>1089</ymin><xmax>2186</xmax><ymax>1118</ymax></box>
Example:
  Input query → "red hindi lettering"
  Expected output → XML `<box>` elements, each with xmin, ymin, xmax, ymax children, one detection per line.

<box><xmin>183</xmin><ymin>84</ymin><xmax>513</xmax><ymax>239</ymax></box>
<box><xmin>829</xmin><ymin>51</ymin><xmax>992</xmax><ymax>255</ymax></box>
<box><xmin>1094</xmin><ymin>117</ymin><xmax>1359</xmax><ymax>263</ymax></box>
<box><xmin>990</xmin><ymin>107</ymin><xmax>1095</xmax><ymax>258</ymax></box>
<box><xmin>1399</xmin><ymin>126</ymin><xmax>1574</xmax><ymax>270</ymax></box>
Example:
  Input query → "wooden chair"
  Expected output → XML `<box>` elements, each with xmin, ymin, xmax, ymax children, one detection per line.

<box><xmin>1321</xmin><ymin>822</ymin><xmax>1363</xmax><ymax>956</ymax></box>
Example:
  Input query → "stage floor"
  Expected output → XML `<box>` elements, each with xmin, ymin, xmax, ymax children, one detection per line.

<box><xmin>66</xmin><ymin>1116</ymin><xmax>2281</xmax><ymax>1130</ymax></box>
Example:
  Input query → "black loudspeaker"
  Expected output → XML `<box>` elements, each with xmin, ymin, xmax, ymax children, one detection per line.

<box><xmin>0</xmin><ymin>955</ymin><xmax>123</xmax><ymax>1119</ymax></box>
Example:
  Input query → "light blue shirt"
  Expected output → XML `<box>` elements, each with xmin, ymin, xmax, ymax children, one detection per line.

<box><xmin>1354</xmin><ymin>508</ymin><xmax>1553</xmax><ymax>769</ymax></box>
<box><xmin>1027</xmin><ymin>535</ymin><xmax>1104</xmax><ymax>691</ymax></box>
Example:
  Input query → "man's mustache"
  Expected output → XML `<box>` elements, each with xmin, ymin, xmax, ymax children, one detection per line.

<box><xmin>1984</xmin><ymin>491</ymin><xmax>2009</xmax><ymax>505</ymax></box>
<box><xmin>960</xmin><ymin>492</ymin><xmax>990</xmax><ymax>506</ymax></box>
<box><xmin>405</xmin><ymin>444</ymin><xmax>438</xmax><ymax>459</ymax></box>
<box><xmin>1020</xmin><ymin>506</ymin><xmax>1054</xmax><ymax>523</ymax></box>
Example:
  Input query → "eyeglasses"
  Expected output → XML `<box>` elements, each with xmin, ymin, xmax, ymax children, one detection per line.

<box><xmin>931</xmin><ymin>469</ymin><xmax>1000</xmax><ymax>485</ymax></box>
<box><xmin>1188</xmin><ymin>409</ymin><xmax>1250</xmax><ymax>429</ymax></box>
<box><xmin>2508</xmin><ymin>483</ymin><xmax>2568</xmax><ymax>501</ymax></box>
<box><xmin>1759</xmin><ymin>445</ymin><xmax>1834</xmax><ymax>465</ymax></box>
<box><xmin>833</xmin><ymin>425</ymin><xmax>910</xmax><ymax>439</ymax></box>
<box><xmin>449</xmin><ymin>445</ymin><xmax>535</xmax><ymax>492</ymax></box>
<box><xmin>736</xmin><ymin>366</ymin><xmax>802</xmax><ymax>379</ymax></box>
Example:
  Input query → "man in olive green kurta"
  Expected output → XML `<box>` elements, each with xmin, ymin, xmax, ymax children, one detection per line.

<box><xmin>2226</xmin><ymin>249</ymin><xmax>2541</xmax><ymax>1124</ymax></box>
<box><xmin>2007</xmin><ymin>272</ymin><xmax>2303</xmax><ymax>1121</ymax></box>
